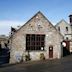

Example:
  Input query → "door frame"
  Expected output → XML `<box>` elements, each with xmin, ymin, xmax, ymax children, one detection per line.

<box><xmin>49</xmin><ymin>45</ymin><xmax>53</xmax><ymax>58</ymax></box>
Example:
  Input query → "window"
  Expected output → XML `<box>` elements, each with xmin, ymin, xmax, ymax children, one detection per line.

<box><xmin>8</xmin><ymin>40</ymin><xmax>9</xmax><ymax>43</ymax></box>
<box><xmin>4</xmin><ymin>43</ymin><xmax>7</xmax><ymax>47</ymax></box>
<box><xmin>66</xmin><ymin>37</ymin><xmax>68</xmax><ymax>40</ymax></box>
<box><xmin>66</xmin><ymin>27</ymin><xmax>68</xmax><ymax>31</ymax></box>
<box><xmin>26</xmin><ymin>34</ymin><xmax>45</xmax><ymax>51</ymax></box>
<box><xmin>58</xmin><ymin>27</ymin><xmax>60</xmax><ymax>31</ymax></box>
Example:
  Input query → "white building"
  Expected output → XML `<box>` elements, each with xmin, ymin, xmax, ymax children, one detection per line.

<box><xmin>55</xmin><ymin>15</ymin><xmax>72</xmax><ymax>53</ymax></box>
<box><xmin>55</xmin><ymin>19</ymin><xmax>71</xmax><ymax>40</ymax></box>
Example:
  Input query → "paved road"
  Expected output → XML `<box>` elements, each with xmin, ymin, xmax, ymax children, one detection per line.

<box><xmin>0</xmin><ymin>55</ymin><xmax>72</xmax><ymax>72</ymax></box>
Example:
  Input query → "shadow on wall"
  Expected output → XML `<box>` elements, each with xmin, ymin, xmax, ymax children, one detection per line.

<box><xmin>61</xmin><ymin>41</ymin><xmax>71</xmax><ymax>57</ymax></box>
<box><xmin>0</xmin><ymin>44</ymin><xmax>10</xmax><ymax>65</ymax></box>
<box><xmin>63</xmin><ymin>47</ymin><xmax>71</xmax><ymax>57</ymax></box>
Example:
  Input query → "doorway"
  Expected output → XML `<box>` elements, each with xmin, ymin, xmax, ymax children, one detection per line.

<box><xmin>49</xmin><ymin>45</ymin><xmax>53</xmax><ymax>58</ymax></box>
<box><xmin>62</xmin><ymin>40</ymin><xmax>70</xmax><ymax>57</ymax></box>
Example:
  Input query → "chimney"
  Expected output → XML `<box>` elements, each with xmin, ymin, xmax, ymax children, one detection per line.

<box><xmin>69</xmin><ymin>14</ymin><xmax>72</xmax><ymax>40</ymax></box>
<box><xmin>69</xmin><ymin>14</ymin><xmax>72</xmax><ymax>26</ymax></box>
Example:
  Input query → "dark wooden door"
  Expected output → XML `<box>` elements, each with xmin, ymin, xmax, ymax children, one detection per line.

<box><xmin>49</xmin><ymin>46</ymin><xmax>53</xmax><ymax>58</ymax></box>
<box><xmin>62</xmin><ymin>40</ymin><xmax>70</xmax><ymax>56</ymax></box>
<box><xmin>66</xmin><ymin>41</ymin><xmax>70</xmax><ymax>51</ymax></box>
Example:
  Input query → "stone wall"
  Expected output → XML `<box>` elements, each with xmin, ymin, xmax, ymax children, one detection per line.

<box><xmin>10</xmin><ymin>12</ymin><xmax>63</xmax><ymax>63</ymax></box>
<box><xmin>70</xmin><ymin>41</ymin><xmax>72</xmax><ymax>53</ymax></box>
<box><xmin>55</xmin><ymin>20</ymin><xmax>72</xmax><ymax>40</ymax></box>
<box><xmin>0</xmin><ymin>35</ymin><xmax>8</xmax><ymax>48</ymax></box>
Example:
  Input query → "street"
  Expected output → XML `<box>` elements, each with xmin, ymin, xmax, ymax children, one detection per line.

<box><xmin>0</xmin><ymin>55</ymin><xmax>72</xmax><ymax>72</ymax></box>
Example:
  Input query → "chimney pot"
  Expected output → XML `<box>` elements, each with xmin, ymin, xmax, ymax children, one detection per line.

<box><xmin>69</xmin><ymin>14</ymin><xmax>72</xmax><ymax>26</ymax></box>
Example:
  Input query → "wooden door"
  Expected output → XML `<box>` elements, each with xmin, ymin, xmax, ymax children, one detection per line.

<box><xmin>49</xmin><ymin>46</ymin><xmax>53</xmax><ymax>58</ymax></box>
<box><xmin>66</xmin><ymin>41</ymin><xmax>70</xmax><ymax>51</ymax></box>
<box><xmin>62</xmin><ymin>40</ymin><xmax>70</xmax><ymax>56</ymax></box>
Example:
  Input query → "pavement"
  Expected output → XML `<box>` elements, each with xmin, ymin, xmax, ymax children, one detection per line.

<box><xmin>0</xmin><ymin>55</ymin><xmax>72</xmax><ymax>72</ymax></box>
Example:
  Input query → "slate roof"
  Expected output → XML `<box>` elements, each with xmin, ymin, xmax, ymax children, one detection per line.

<box><xmin>55</xmin><ymin>19</ymin><xmax>70</xmax><ymax>27</ymax></box>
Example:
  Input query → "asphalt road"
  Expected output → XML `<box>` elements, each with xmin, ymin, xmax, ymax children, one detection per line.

<box><xmin>0</xmin><ymin>55</ymin><xmax>72</xmax><ymax>72</ymax></box>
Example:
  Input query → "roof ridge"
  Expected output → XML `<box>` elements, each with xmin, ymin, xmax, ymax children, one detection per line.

<box><xmin>55</xmin><ymin>19</ymin><xmax>69</xmax><ymax>26</ymax></box>
<box><xmin>10</xmin><ymin>11</ymin><xmax>63</xmax><ymax>38</ymax></box>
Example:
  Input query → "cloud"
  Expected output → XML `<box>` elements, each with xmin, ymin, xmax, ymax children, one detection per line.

<box><xmin>0</xmin><ymin>20</ymin><xmax>56</xmax><ymax>36</ymax></box>
<box><xmin>0</xmin><ymin>20</ymin><xmax>24</xmax><ymax>36</ymax></box>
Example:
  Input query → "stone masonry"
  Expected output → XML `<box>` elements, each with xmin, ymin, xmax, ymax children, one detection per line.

<box><xmin>9</xmin><ymin>11</ymin><xmax>63</xmax><ymax>64</ymax></box>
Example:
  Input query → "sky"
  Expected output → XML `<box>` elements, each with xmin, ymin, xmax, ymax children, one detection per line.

<box><xmin>0</xmin><ymin>0</ymin><xmax>72</xmax><ymax>35</ymax></box>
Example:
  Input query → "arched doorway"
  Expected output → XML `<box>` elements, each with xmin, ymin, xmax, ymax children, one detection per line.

<box><xmin>49</xmin><ymin>45</ymin><xmax>53</xmax><ymax>58</ymax></box>
<box><xmin>62</xmin><ymin>40</ymin><xmax>70</xmax><ymax>57</ymax></box>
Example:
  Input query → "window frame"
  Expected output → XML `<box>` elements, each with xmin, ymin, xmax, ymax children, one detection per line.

<box><xmin>66</xmin><ymin>27</ymin><xmax>68</xmax><ymax>31</ymax></box>
<box><xmin>26</xmin><ymin>34</ymin><xmax>45</xmax><ymax>51</ymax></box>
<box><xmin>58</xmin><ymin>26</ymin><xmax>60</xmax><ymax>31</ymax></box>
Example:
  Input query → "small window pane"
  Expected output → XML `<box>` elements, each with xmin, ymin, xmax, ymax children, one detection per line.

<box><xmin>31</xmin><ymin>34</ymin><xmax>35</xmax><ymax>41</ymax></box>
<box><xmin>58</xmin><ymin>27</ymin><xmax>60</xmax><ymax>31</ymax></box>
<box><xmin>41</xmin><ymin>42</ymin><xmax>44</xmax><ymax>47</ymax></box>
<box><xmin>66</xmin><ymin>27</ymin><xmax>68</xmax><ymax>31</ymax></box>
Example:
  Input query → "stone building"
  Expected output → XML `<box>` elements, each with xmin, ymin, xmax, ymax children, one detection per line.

<box><xmin>55</xmin><ymin>15</ymin><xmax>72</xmax><ymax>54</ymax></box>
<box><xmin>9</xmin><ymin>11</ymin><xmax>63</xmax><ymax>63</ymax></box>
<box><xmin>0</xmin><ymin>35</ymin><xmax>10</xmax><ymax>64</ymax></box>
<box><xmin>55</xmin><ymin>19</ymin><xmax>71</xmax><ymax>40</ymax></box>
<box><xmin>0</xmin><ymin>35</ymin><xmax>8</xmax><ymax>48</ymax></box>
<box><xmin>69</xmin><ymin>15</ymin><xmax>72</xmax><ymax>53</ymax></box>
